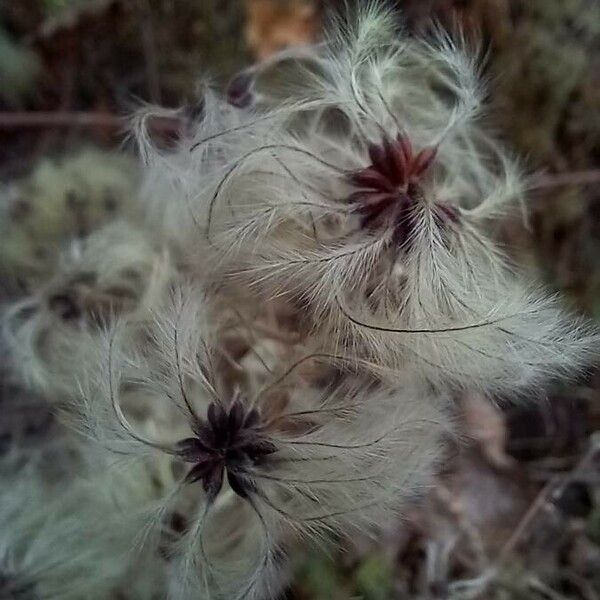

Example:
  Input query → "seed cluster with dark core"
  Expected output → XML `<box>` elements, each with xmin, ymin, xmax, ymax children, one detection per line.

<box><xmin>348</xmin><ymin>135</ymin><xmax>459</xmax><ymax>242</ymax></box>
<box><xmin>176</xmin><ymin>400</ymin><xmax>278</xmax><ymax>501</ymax></box>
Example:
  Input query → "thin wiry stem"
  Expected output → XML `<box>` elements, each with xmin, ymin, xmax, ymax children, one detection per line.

<box><xmin>254</xmin><ymin>352</ymin><xmax>350</xmax><ymax>400</ymax></box>
<box><xmin>195</xmin><ymin>339</ymin><xmax>223</xmax><ymax>406</ymax></box>
<box><xmin>263</xmin><ymin>402</ymin><xmax>361</xmax><ymax>428</ymax></box>
<box><xmin>255</xmin><ymin>486</ymin><xmax>389</xmax><ymax>527</ymax></box>
<box><xmin>250</xmin><ymin>469</ymin><xmax>386</xmax><ymax>486</ymax></box>
<box><xmin>107</xmin><ymin>329</ymin><xmax>178</xmax><ymax>455</ymax></box>
<box><xmin>232</xmin><ymin>494</ymin><xmax>275</xmax><ymax>600</ymax></box>
<box><xmin>206</xmin><ymin>144</ymin><xmax>346</xmax><ymax>239</ymax></box>
<box><xmin>272</xmin><ymin>152</ymin><xmax>321</xmax><ymax>240</ymax></box>
<box><xmin>189</xmin><ymin>98</ymin><xmax>342</xmax><ymax>151</ymax></box>
<box><xmin>231</xmin><ymin>308</ymin><xmax>274</xmax><ymax>375</ymax></box>
<box><xmin>349</xmin><ymin>62</ymin><xmax>386</xmax><ymax>139</ymax></box>
<box><xmin>248</xmin><ymin>171</ymin><xmax>346</xmax><ymax>211</ymax></box>
<box><xmin>336</xmin><ymin>296</ymin><xmax>526</xmax><ymax>334</ymax></box>
<box><xmin>260</xmin><ymin>236</ymin><xmax>386</xmax><ymax>267</ymax></box>
<box><xmin>180</xmin><ymin>501</ymin><xmax>217</xmax><ymax>598</ymax></box>
<box><xmin>133</xmin><ymin>477</ymin><xmax>187</xmax><ymax>552</ymax></box>
<box><xmin>173</xmin><ymin>310</ymin><xmax>200</xmax><ymax>421</ymax></box>
<box><xmin>376</xmin><ymin>84</ymin><xmax>404</xmax><ymax>133</ymax></box>
<box><xmin>274</xmin><ymin>423</ymin><xmax>407</xmax><ymax>450</ymax></box>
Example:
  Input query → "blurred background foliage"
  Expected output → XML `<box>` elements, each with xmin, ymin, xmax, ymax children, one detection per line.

<box><xmin>1</xmin><ymin>1</ymin><xmax>599</xmax><ymax>598</ymax></box>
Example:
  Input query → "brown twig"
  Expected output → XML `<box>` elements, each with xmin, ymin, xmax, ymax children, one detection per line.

<box><xmin>496</xmin><ymin>475</ymin><xmax>559</xmax><ymax>565</ymax></box>
<box><xmin>531</xmin><ymin>170</ymin><xmax>600</xmax><ymax>190</ymax></box>
<box><xmin>0</xmin><ymin>111</ymin><xmax>124</xmax><ymax>129</ymax></box>
<box><xmin>497</xmin><ymin>438</ymin><xmax>600</xmax><ymax>566</ymax></box>
<box><xmin>0</xmin><ymin>111</ymin><xmax>183</xmax><ymax>137</ymax></box>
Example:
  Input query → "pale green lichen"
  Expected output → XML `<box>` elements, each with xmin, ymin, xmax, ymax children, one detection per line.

<box><xmin>0</xmin><ymin>149</ymin><xmax>138</xmax><ymax>290</ymax></box>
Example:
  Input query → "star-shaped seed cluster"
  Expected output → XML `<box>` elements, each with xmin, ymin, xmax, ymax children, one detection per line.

<box><xmin>176</xmin><ymin>400</ymin><xmax>277</xmax><ymax>501</ymax></box>
<box><xmin>352</xmin><ymin>135</ymin><xmax>437</xmax><ymax>194</ymax></box>
<box><xmin>347</xmin><ymin>135</ymin><xmax>459</xmax><ymax>237</ymax></box>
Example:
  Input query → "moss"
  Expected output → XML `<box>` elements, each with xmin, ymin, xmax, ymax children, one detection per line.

<box><xmin>296</xmin><ymin>555</ymin><xmax>349</xmax><ymax>600</ymax></box>
<box><xmin>0</xmin><ymin>149</ymin><xmax>138</xmax><ymax>291</ymax></box>
<box><xmin>354</xmin><ymin>552</ymin><xmax>394</xmax><ymax>600</ymax></box>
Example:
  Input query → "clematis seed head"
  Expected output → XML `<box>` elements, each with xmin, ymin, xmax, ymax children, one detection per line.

<box><xmin>176</xmin><ymin>399</ymin><xmax>277</xmax><ymax>501</ymax></box>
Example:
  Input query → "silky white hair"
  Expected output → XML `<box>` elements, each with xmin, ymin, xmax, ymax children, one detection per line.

<box><xmin>0</xmin><ymin>441</ymin><xmax>166</xmax><ymax>600</ymax></box>
<box><xmin>1</xmin><ymin>4</ymin><xmax>597</xmax><ymax>599</ymax></box>
<box><xmin>2</xmin><ymin>221</ymin><xmax>174</xmax><ymax>398</ymax></box>
<box><xmin>130</xmin><ymin>2</ymin><xmax>598</xmax><ymax>394</ymax></box>
<box><xmin>73</xmin><ymin>284</ymin><xmax>449</xmax><ymax>600</ymax></box>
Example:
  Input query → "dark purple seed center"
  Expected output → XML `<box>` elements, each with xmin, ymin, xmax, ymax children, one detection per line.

<box><xmin>176</xmin><ymin>400</ymin><xmax>277</xmax><ymax>501</ymax></box>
